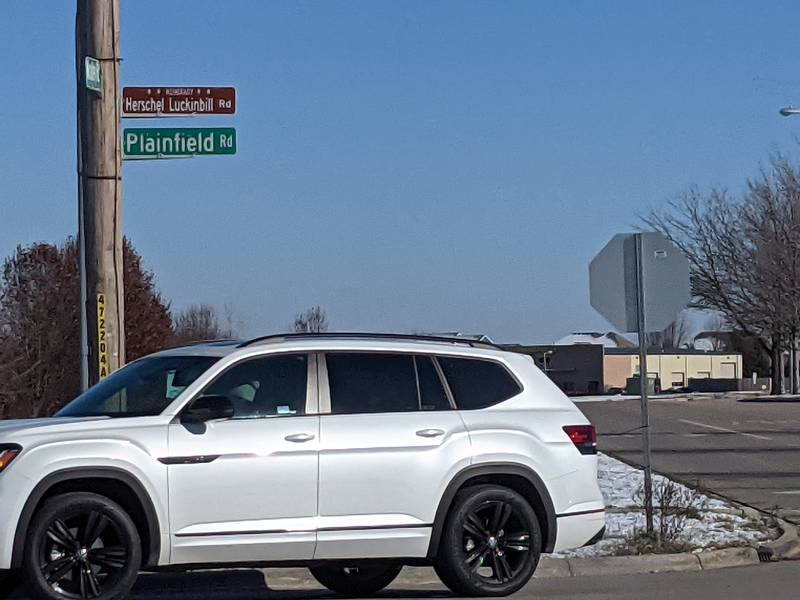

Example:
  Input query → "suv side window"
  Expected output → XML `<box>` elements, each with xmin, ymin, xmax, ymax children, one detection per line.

<box><xmin>438</xmin><ymin>356</ymin><xmax>521</xmax><ymax>409</ymax></box>
<box><xmin>326</xmin><ymin>353</ymin><xmax>453</xmax><ymax>414</ymax></box>
<box><xmin>327</xmin><ymin>353</ymin><xmax>418</xmax><ymax>414</ymax></box>
<box><xmin>415</xmin><ymin>355</ymin><xmax>451</xmax><ymax>411</ymax></box>
<box><xmin>201</xmin><ymin>354</ymin><xmax>308</xmax><ymax>419</ymax></box>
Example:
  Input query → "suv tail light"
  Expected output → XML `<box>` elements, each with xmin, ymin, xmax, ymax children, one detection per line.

<box><xmin>563</xmin><ymin>425</ymin><xmax>597</xmax><ymax>455</ymax></box>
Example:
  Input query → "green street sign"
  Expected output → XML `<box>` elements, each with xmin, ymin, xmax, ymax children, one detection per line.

<box><xmin>84</xmin><ymin>56</ymin><xmax>102</xmax><ymax>93</ymax></box>
<box><xmin>123</xmin><ymin>128</ymin><xmax>237</xmax><ymax>159</ymax></box>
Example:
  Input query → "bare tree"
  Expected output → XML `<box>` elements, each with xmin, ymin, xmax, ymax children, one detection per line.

<box><xmin>643</xmin><ymin>154</ymin><xmax>800</xmax><ymax>393</ymax></box>
<box><xmin>695</xmin><ymin>313</ymin><xmax>731</xmax><ymax>351</ymax></box>
<box><xmin>173</xmin><ymin>304</ymin><xmax>235</xmax><ymax>344</ymax></box>
<box><xmin>222</xmin><ymin>303</ymin><xmax>243</xmax><ymax>340</ymax></box>
<box><xmin>124</xmin><ymin>240</ymin><xmax>175</xmax><ymax>360</ymax></box>
<box><xmin>293</xmin><ymin>306</ymin><xmax>329</xmax><ymax>333</ymax></box>
<box><xmin>742</xmin><ymin>156</ymin><xmax>800</xmax><ymax>391</ymax></box>
<box><xmin>647</xmin><ymin>315</ymin><xmax>691</xmax><ymax>351</ymax></box>
<box><xmin>0</xmin><ymin>238</ymin><xmax>173</xmax><ymax>418</ymax></box>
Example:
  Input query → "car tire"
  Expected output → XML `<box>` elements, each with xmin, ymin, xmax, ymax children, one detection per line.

<box><xmin>434</xmin><ymin>484</ymin><xmax>541</xmax><ymax>597</ymax></box>
<box><xmin>22</xmin><ymin>492</ymin><xmax>142</xmax><ymax>600</ymax></box>
<box><xmin>0</xmin><ymin>570</ymin><xmax>20</xmax><ymax>599</ymax></box>
<box><xmin>309</xmin><ymin>563</ymin><xmax>402</xmax><ymax>596</ymax></box>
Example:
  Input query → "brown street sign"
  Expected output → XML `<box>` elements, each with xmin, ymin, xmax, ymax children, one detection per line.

<box><xmin>122</xmin><ymin>87</ymin><xmax>236</xmax><ymax>117</ymax></box>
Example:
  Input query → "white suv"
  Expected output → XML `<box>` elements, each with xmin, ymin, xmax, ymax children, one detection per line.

<box><xmin>0</xmin><ymin>333</ymin><xmax>604</xmax><ymax>599</ymax></box>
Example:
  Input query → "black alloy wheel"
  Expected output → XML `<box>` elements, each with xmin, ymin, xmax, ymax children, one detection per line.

<box><xmin>435</xmin><ymin>485</ymin><xmax>541</xmax><ymax>596</ymax></box>
<box><xmin>23</xmin><ymin>492</ymin><xmax>141</xmax><ymax>600</ymax></box>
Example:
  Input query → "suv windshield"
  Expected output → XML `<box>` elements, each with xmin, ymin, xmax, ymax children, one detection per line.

<box><xmin>57</xmin><ymin>355</ymin><xmax>219</xmax><ymax>418</ymax></box>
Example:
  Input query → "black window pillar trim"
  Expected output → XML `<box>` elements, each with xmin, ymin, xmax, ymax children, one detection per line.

<box><xmin>426</xmin><ymin>462</ymin><xmax>557</xmax><ymax>558</ymax></box>
<box><xmin>412</xmin><ymin>355</ymin><xmax>423</xmax><ymax>411</ymax></box>
<box><xmin>431</xmin><ymin>356</ymin><xmax>458</xmax><ymax>409</ymax></box>
<box><xmin>11</xmin><ymin>467</ymin><xmax>162</xmax><ymax>569</ymax></box>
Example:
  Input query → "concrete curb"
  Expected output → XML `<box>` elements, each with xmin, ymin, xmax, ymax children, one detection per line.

<box><xmin>556</xmin><ymin>553</ymin><xmax>701</xmax><ymax>578</ymax></box>
<box><xmin>696</xmin><ymin>547</ymin><xmax>760</xmax><ymax>569</ymax></box>
<box><xmin>758</xmin><ymin>520</ymin><xmax>800</xmax><ymax>561</ymax></box>
<box><xmin>539</xmin><ymin>547</ymin><xmax>760</xmax><ymax>579</ymax></box>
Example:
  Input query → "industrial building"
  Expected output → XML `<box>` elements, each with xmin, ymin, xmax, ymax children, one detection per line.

<box><xmin>506</xmin><ymin>344</ymin><xmax>743</xmax><ymax>395</ymax></box>
<box><xmin>604</xmin><ymin>348</ymin><xmax>742</xmax><ymax>390</ymax></box>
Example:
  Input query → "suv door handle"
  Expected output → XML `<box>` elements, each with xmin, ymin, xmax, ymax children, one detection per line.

<box><xmin>285</xmin><ymin>433</ymin><xmax>316</xmax><ymax>443</ymax></box>
<box><xmin>416</xmin><ymin>428</ymin><xmax>445</xmax><ymax>438</ymax></box>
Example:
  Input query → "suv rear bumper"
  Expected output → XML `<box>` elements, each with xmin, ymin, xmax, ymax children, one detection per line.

<box><xmin>552</xmin><ymin>508</ymin><xmax>605</xmax><ymax>552</ymax></box>
<box><xmin>583</xmin><ymin>525</ymin><xmax>605</xmax><ymax>547</ymax></box>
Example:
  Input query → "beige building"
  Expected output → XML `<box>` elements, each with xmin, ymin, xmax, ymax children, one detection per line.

<box><xmin>603</xmin><ymin>349</ymin><xmax>743</xmax><ymax>391</ymax></box>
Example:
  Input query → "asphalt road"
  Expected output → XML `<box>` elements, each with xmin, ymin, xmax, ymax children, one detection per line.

<box><xmin>79</xmin><ymin>563</ymin><xmax>800</xmax><ymax>599</ymax></box>
<box><xmin>577</xmin><ymin>395</ymin><xmax>800</xmax><ymax>522</ymax></box>
<box><xmin>9</xmin><ymin>556</ymin><xmax>798</xmax><ymax>600</ymax></box>
<box><xmin>8</xmin><ymin>540</ymin><xmax>800</xmax><ymax>600</ymax></box>
<box><xmin>11</xmin><ymin>563</ymin><xmax>800</xmax><ymax>600</ymax></box>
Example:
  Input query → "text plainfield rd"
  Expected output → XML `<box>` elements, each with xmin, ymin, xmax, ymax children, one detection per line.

<box><xmin>123</xmin><ymin>128</ymin><xmax>237</xmax><ymax>159</ymax></box>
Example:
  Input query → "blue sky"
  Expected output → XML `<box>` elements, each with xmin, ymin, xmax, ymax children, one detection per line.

<box><xmin>2</xmin><ymin>1</ymin><xmax>799</xmax><ymax>343</ymax></box>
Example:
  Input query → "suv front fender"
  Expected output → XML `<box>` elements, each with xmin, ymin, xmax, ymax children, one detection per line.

<box><xmin>11</xmin><ymin>467</ymin><xmax>162</xmax><ymax>569</ymax></box>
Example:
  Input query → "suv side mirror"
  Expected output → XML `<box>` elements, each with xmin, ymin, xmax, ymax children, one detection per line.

<box><xmin>181</xmin><ymin>395</ymin><xmax>234</xmax><ymax>423</ymax></box>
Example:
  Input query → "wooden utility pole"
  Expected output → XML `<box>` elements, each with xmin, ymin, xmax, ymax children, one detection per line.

<box><xmin>76</xmin><ymin>0</ymin><xmax>125</xmax><ymax>386</ymax></box>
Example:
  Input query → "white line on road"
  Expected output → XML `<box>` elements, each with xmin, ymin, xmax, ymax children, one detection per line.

<box><xmin>773</xmin><ymin>490</ymin><xmax>800</xmax><ymax>495</ymax></box>
<box><xmin>678</xmin><ymin>418</ymin><xmax>772</xmax><ymax>441</ymax></box>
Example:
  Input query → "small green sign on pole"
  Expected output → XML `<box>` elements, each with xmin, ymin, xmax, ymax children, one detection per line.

<box><xmin>123</xmin><ymin>128</ymin><xmax>237</xmax><ymax>159</ymax></box>
<box><xmin>84</xmin><ymin>56</ymin><xmax>102</xmax><ymax>93</ymax></box>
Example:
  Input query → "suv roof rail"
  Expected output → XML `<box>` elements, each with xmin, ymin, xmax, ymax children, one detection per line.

<box><xmin>236</xmin><ymin>332</ymin><xmax>504</xmax><ymax>351</ymax></box>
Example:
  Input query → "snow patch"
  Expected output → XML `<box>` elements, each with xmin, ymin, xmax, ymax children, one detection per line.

<box><xmin>554</xmin><ymin>453</ymin><xmax>778</xmax><ymax>557</ymax></box>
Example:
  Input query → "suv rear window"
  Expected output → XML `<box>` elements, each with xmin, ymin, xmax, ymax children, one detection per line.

<box><xmin>326</xmin><ymin>353</ymin><xmax>452</xmax><ymax>414</ymax></box>
<box><xmin>438</xmin><ymin>357</ymin><xmax>521</xmax><ymax>409</ymax></box>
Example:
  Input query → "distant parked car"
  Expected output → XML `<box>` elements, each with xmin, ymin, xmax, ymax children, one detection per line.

<box><xmin>0</xmin><ymin>333</ymin><xmax>605</xmax><ymax>599</ymax></box>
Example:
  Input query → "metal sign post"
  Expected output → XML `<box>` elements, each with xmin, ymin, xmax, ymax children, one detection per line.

<box><xmin>634</xmin><ymin>233</ymin><xmax>655</xmax><ymax>535</ymax></box>
<box><xmin>590</xmin><ymin>231</ymin><xmax>690</xmax><ymax>537</ymax></box>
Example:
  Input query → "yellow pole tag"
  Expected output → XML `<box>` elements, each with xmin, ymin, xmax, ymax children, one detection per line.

<box><xmin>97</xmin><ymin>293</ymin><xmax>108</xmax><ymax>380</ymax></box>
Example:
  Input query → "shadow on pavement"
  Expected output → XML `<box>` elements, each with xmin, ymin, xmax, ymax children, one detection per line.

<box><xmin>131</xmin><ymin>571</ymin><xmax>453</xmax><ymax>600</ymax></box>
<box><xmin>738</xmin><ymin>395</ymin><xmax>800</xmax><ymax>403</ymax></box>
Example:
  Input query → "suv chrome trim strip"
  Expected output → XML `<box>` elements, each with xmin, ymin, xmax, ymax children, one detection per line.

<box><xmin>158</xmin><ymin>455</ymin><xmax>220</xmax><ymax>465</ymax></box>
<box><xmin>555</xmin><ymin>508</ymin><xmax>605</xmax><ymax>518</ymax></box>
<box><xmin>317</xmin><ymin>523</ymin><xmax>433</xmax><ymax>532</ymax></box>
<box><xmin>175</xmin><ymin>529</ymin><xmax>289</xmax><ymax>538</ymax></box>
<box><xmin>174</xmin><ymin>523</ymin><xmax>434</xmax><ymax>538</ymax></box>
